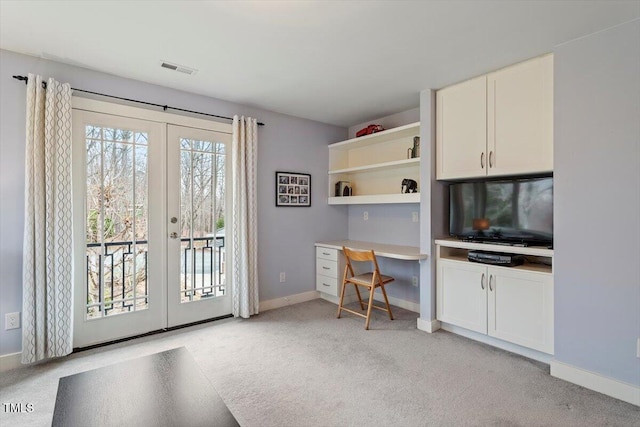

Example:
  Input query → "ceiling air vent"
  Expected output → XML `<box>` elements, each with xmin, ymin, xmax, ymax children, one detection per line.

<box><xmin>160</xmin><ymin>61</ymin><xmax>197</xmax><ymax>75</ymax></box>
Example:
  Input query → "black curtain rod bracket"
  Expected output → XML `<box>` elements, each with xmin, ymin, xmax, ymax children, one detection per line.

<box><xmin>12</xmin><ymin>75</ymin><xmax>264</xmax><ymax>126</ymax></box>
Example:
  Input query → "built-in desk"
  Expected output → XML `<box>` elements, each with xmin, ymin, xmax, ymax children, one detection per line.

<box><xmin>315</xmin><ymin>240</ymin><xmax>427</xmax><ymax>261</ymax></box>
<box><xmin>314</xmin><ymin>240</ymin><xmax>426</xmax><ymax>301</ymax></box>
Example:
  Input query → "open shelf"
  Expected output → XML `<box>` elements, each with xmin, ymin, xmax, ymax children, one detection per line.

<box><xmin>328</xmin><ymin>193</ymin><xmax>420</xmax><ymax>205</ymax></box>
<box><xmin>435</xmin><ymin>238</ymin><xmax>553</xmax><ymax>274</ymax></box>
<box><xmin>328</xmin><ymin>122</ymin><xmax>420</xmax><ymax>205</ymax></box>
<box><xmin>328</xmin><ymin>122</ymin><xmax>420</xmax><ymax>151</ymax></box>
<box><xmin>328</xmin><ymin>157</ymin><xmax>420</xmax><ymax>175</ymax></box>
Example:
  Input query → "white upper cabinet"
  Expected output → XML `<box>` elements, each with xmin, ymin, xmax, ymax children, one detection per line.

<box><xmin>436</xmin><ymin>54</ymin><xmax>553</xmax><ymax>180</ymax></box>
<box><xmin>487</xmin><ymin>54</ymin><xmax>554</xmax><ymax>176</ymax></box>
<box><xmin>436</xmin><ymin>75</ymin><xmax>487</xmax><ymax>180</ymax></box>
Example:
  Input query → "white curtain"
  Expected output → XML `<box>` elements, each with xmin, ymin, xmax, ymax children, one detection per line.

<box><xmin>21</xmin><ymin>74</ymin><xmax>74</xmax><ymax>363</ymax></box>
<box><xmin>231</xmin><ymin>115</ymin><xmax>259</xmax><ymax>318</ymax></box>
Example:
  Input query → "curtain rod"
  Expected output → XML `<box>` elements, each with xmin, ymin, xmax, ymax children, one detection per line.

<box><xmin>12</xmin><ymin>75</ymin><xmax>265</xmax><ymax>127</ymax></box>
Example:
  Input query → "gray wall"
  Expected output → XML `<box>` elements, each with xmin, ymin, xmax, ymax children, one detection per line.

<box><xmin>418</xmin><ymin>89</ymin><xmax>448</xmax><ymax>322</ymax></box>
<box><xmin>348</xmin><ymin>107</ymin><xmax>420</xmax><ymax>139</ymax></box>
<box><xmin>554</xmin><ymin>19</ymin><xmax>640</xmax><ymax>386</ymax></box>
<box><xmin>0</xmin><ymin>49</ymin><xmax>348</xmax><ymax>356</ymax></box>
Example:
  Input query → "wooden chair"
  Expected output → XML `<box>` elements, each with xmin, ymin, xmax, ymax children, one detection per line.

<box><xmin>337</xmin><ymin>246</ymin><xmax>395</xmax><ymax>329</ymax></box>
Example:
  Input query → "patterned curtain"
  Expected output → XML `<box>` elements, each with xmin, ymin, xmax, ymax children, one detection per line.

<box><xmin>231</xmin><ymin>116</ymin><xmax>259</xmax><ymax>318</ymax></box>
<box><xmin>22</xmin><ymin>74</ymin><xmax>73</xmax><ymax>363</ymax></box>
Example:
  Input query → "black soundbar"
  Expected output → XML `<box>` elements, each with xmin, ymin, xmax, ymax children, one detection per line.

<box><xmin>468</xmin><ymin>251</ymin><xmax>525</xmax><ymax>267</ymax></box>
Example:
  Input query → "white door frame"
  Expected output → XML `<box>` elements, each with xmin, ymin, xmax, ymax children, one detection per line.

<box><xmin>72</xmin><ymin>98</ymin><xmax>232</xmax><ymax>348</ymax></box>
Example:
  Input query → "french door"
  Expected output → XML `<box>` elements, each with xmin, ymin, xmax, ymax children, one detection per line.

<box><xmin>73</xmin><ymin>109</ymin><xmax>231</xmax><ymax>347</ymax></box>
<box><xmin>167</xmin><ymin>125</ymin><xmax>231</xmax><ymax>327</ymax></box>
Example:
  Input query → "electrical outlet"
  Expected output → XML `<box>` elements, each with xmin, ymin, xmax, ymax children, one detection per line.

<box><xmin>279</xmin><ymin>272</ymin><xmax>286</xmax><ymax>283</ymax></box>
<box><xmin>5</xmin><ymin>312</ymin><xmax>20</xmax><ymax>330</ymax></box>
<box><xmin>412</xmin><ymin>276</ymin><xmax>418</xmax><ymax>287</ymax></box>
<box><xmin>412</xmin><ymin>212</ymin><xmax>419</xmax><ymax>223</ymax></box>
<box><xmin>363</xmin><ymin>211</ymin><xmax>368</xmax><ymax>221</ymax></box>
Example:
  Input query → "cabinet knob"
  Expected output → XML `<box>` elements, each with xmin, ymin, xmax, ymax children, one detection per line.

<box><xmin>480</xmin><ymin>152</ymin><xmax>485</xmax><ymax>169</ymax></box>
<box><xmin>481</xmin><ymin>273</ymin><xmax>485</xmax><ymax>290</ymax></box>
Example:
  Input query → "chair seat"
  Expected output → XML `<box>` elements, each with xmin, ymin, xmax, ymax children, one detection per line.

<box><xmin>346</xmin><ymin>272</ymin><xmax>394</xmax><ymax>287</ymax></box>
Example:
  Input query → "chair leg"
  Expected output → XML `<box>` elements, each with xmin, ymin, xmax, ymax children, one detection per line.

<box><xmin>364</xmin><ymin>286</ymin><xmax>375</xmax><ymax>330</ymax></box>
<box><xmin>337</xmin><ymin>281</ymin><xmax>348</xmax><ymax>319</ymax></box>
<box><xmin>353</xmin><ymin>284</ymin><xmax>365</xmax><ymax>310</ymax></box>
<box><xmin>380</xmin><ymin>284</ymin><xmax>394</xmax><ymax>320</ymax></box>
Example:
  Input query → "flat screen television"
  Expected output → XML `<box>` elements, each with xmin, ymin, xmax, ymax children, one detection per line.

<box><xmin>449</xmin><ymin>176</ymin><xmax>553</xmax><ymax>246</ymax></box>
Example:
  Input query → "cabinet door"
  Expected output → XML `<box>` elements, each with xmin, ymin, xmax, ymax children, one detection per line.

<box><xmin>487</xmin><ymin>267</ymin><xmax>554</xmax><ymax>354</ymax></box>
<box><xmin>436</xmin><ymin>76</ymin><xmax>487</xmax><ymax>180</ymax></box>
<box><xmin>437</xmin><ymin>259</ymin><xmax>487</xmax><ymax>334</ymax></box>
<box><xmin>487</xmin><ymin>54</ymin><xmax>553</xmax><ymax>176</ymax></box>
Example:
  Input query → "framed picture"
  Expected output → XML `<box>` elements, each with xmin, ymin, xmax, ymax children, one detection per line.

<box><xmin>276</xmin><ymin>171</ymin><xmax>311</xmax><ymax>207</ymax></box>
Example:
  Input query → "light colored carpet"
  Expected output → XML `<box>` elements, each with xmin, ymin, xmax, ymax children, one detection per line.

<box><xmin>1</xmin><ymin>299</ymin><xmax>638</xmax><ymax>426</ymax></box>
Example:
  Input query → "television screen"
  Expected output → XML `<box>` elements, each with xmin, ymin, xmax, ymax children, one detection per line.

<box><xmin>449</xmin><ymin>176</ymin><xmax>553</xmax><ymax>246</ymax></box>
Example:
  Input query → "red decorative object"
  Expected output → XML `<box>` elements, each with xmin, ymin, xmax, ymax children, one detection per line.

<box><xmin>356</xmin><ymin>124</ymin><xmax>384</xmax><ymax>137</ymax></box>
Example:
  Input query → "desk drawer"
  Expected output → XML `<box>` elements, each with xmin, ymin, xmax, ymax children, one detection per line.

<box><xmin>316</xmin><ymin>274</ymin><xmax>338</xmax><ymax>296</ymax></box>
<box><xmin>317</xmin><ymin>258</ymin><xmax>339</xmax><ymax>278</ymax></box>
<box><xmin>316</xmin><ymin>247</ymin><xmax>339</xmax><ymax>262</ymax></box>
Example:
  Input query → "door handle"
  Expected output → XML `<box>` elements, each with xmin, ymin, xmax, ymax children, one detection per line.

<box><xmin>170</xmin><ymin>232</ymin><xmax>178</xmax><ymax>239</ymax></box>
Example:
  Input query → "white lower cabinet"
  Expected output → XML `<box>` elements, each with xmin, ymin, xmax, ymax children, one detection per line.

<box><xmin>437</xmin><ymin>260</ymin><xmax>488</xmax><ymax>334</ymax></box>
<box><xmin>437</xmin><ymin>258</ymin><xmax>554</xmax><ymax>354</ymax></box>
<box><xmin>315</xmin><ymin>247</ymin><xmax>346</xmax><ymax>297</ymax></box>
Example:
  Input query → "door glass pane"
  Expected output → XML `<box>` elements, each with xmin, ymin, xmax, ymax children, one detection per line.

<box><xmin>179</xmin><ymin>138</ymin><xmax>226</xmax><ymax>303</ymax></box>
<box><xmin>85</xmin><ymin>125</ymin><xmax>149</xmax><ymax>319</ymax></box>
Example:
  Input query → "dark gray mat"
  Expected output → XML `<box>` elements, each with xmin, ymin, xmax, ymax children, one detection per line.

<box><xmin>52</xmin><ymin>346</ymin><xmax>239</xmax><ymax>427</ymax></box>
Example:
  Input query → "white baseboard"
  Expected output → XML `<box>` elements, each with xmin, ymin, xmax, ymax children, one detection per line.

<box><xmin>440</xmin><ymin>322</ymin><xmax>554</xmax><ymax>364</ymax></box>
<box><xmin>417</xmin><ymin>317</ymin><xmax>441</xmax><ymax>333</ymax></box>
<box><xmin>550</xmin><ymin>360</ymin><xmax>640</xmax><ymax>406</ymax></box>
<box><xmin>260</xmin><ymin>290</ymin><xmax>320</xmax><ymax>312</ymax></box>
<box><xmin>0</xmin><ymin>351</ymin><xmax>22</xmax><ymax>373</ymax></box>
<box><xmin>381</xmin><ymin>294</ymin><xmax>420</xmax><ymax>313</ymax></box>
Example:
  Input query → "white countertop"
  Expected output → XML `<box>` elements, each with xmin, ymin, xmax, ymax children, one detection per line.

<box><xmin>315</xmin><ymin>240</ymin><xmax>427</xmax><ymax>261</ymax></box>
<box><xmin>435</xmin><ymin>238</ymin><xmax>553</xmax><ymax>257</ymax></box>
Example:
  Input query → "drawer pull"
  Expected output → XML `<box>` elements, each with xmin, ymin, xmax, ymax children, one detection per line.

<box><xmin>322</xmin><ymin>266</ymin><xmax>330</xmax><ymax>270</ymax></box>
<box><xmin>322</xmin><ymin>283</ymin><xmax>330</xmax><ymax>287</ymax></box>
<box><xmin>481</xmin><ymin>273</ymin><xmax>485</xmax><ymax>290</ymax></box>
<box><xmin>489</xmin><ymin>275</ymin><xmax>494</xmax><ymax>292</ymax></box>
<box><xmin>322</xmin><ymin>252</ymin><xmax>331</xmax><ymax>256</ymax></box>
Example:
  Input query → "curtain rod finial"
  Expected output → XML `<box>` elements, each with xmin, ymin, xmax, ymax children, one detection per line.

<box><xmin>12</xmin><ymin>75</ymin><xmax>28</xmax><ymax>84</ymax></box>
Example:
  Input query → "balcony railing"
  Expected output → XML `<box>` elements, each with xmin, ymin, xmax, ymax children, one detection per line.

<box><xmin>85</xmin><ymin>236</ymin><xmax>225</xmax><ymax>318</ymax></box>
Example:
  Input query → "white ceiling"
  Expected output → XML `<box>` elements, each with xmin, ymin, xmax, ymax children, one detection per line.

<box><xmin>1</xmin><ymin>1</ymin><xmax>639</xmax><ymax>127</ymax></box>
